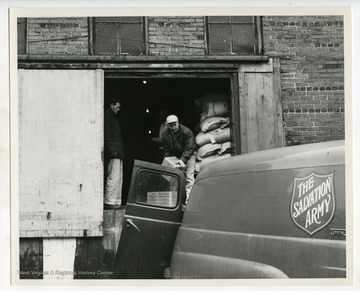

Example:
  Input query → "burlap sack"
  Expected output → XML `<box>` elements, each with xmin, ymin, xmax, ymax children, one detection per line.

<box><xmin>199</xmin><ymin>117</ymin><xmax>229</xmax><ymax>133</ymax></box>
<box><xmin>196</xmin><ymin>143</ymin><xmax>222</xmax><ymax>161</ymax></box>
<box><xmin>195</xmin><ymin>127</ymin><xmax>231</xmax><ymax>147</ymax></box>
<box><xmin>219</xmin><ymin>141</ymin><xmax>232</xmax><ymax>155</ymax></box>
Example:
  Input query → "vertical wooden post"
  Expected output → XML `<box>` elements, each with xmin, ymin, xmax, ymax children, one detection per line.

<box><xmin>230</xmin><ymin>72</ymin><xmax>241</xmax><ymax>155</ymax></box>
<box><xmin>73</xmin><ymin>209</ymin><xmax>126</xmax><ymax>279</ymax></box>
<box><xmin>272</xmin><ymin>57</ymin><xmax>285</xmax><ymax>146</ymax></box>
<box><xmin>88</xmin><ymin>17</ymin><xmax>94</xmax><ymax>55</ymax></box>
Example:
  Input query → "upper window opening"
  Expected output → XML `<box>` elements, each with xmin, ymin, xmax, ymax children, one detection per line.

<box><xmin>94</xmin><ymin>17</ymin><xmax>145</xmax><ymax>55</ymax></box>
<box><xmin>207</xmin><ymin>16</ymin><xmax>259</xmax><ymax>55</ymax></box>
<box><xmin>18</xmin><ymin>18</ymin><xmax>26</xmax><ymax>55</ymax></box>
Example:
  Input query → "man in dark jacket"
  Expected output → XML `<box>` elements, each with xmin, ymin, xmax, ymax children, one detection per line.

<box><xmin>104</xmin><ymin>98</ymin><xmax>124</xmax><ymax>209</ymax></box>
<box><xmin>161</xmin><ymin>115</ymin><xmax>196</xmax><ymax>203</ymax></box>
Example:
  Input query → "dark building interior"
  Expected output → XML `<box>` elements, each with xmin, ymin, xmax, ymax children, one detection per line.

<box><xmin>105</xmin><ymin>77</ymin><xmax>231</xmax><ymax>203</ymax></box>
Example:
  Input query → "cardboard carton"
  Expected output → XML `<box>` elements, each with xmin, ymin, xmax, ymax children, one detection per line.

<box><xmin>161</xmin><ymin>156</ymin><xmax>185</xmax><ymax>169</ymax></box>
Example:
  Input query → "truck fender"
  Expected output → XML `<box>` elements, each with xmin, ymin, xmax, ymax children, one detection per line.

<box><xmin>170</xmin><ymin>251</ymin><xmax>289</xmax><ymax>279</ymax></box>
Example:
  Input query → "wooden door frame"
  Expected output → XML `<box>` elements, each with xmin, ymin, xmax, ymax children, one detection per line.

<box><xmin>104</xmin><ymin>69</ymin><xmax>242</xmax><ymax>155</ymax></box>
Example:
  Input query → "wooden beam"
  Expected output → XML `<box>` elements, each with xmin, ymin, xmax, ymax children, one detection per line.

<box><xmin>104</xmin><ymin>73</ymin><xmax>233</xmax><ymax>79</ymax></box>
<box><xmin>239</xmin><ymin>58</ymin><xmax>273</xmax><ymax>73</ymax></box>
<box><xmin>18</xmin><ymin>62</ymin><xmax>244</xmax><ymax>71</ymax></box>
<box><xmin>18</xmin><ymin>54</ymin><xmax>269</xmax><ymax>63</ymax></box>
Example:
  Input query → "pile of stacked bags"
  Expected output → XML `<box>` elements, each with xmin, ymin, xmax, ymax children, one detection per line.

<box><xmin>194</xmin><ymin>94</ymin><xmax>232</xmax><ymax>173</ymax></box>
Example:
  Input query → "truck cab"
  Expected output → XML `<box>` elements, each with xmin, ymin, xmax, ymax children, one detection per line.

<box><xmin>114</xmin><ymin>140</ymin><xmax>346</xmax><ymax>279</ymax></box>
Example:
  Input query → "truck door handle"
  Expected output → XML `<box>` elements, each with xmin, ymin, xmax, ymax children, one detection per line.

<box><xmin>126</xmin><ymin>219</ymin><xmax>140</xmax><ymax>232</ymax></box>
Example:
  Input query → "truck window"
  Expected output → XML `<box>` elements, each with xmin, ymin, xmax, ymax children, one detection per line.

<box><xmin>133</xmin><ymin>169</ymin><xmax>179</xmax><ymax>208</ymax></box>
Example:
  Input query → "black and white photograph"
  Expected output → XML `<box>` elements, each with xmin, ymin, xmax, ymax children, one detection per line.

<box><xmin>1</xmin><ymin>0</ymin><xmax>359</xmax><ymax>291</ymax></box>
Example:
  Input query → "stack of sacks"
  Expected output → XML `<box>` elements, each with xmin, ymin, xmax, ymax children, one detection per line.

<box><xmin>195</xmin><ymin>126</ymin><xmax>232</xmax><ymax>172</ymax></box>
<box><xmin>194</xmin><ymin>94</ymin><xmax>232</xmax><ymax>173</ymax></box>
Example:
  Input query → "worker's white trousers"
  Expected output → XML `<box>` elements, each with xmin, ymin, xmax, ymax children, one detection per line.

<box><xmin>184</xmin><ymin>155</ymin><xmax>196</xmax><ymax>204</ymax></box>
<box><xmin>104</xmin><ymin>159</ymin><xmax>123</xmax><ymax>206</ymax></box>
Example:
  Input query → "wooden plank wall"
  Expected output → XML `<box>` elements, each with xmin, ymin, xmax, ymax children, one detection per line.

<box><xmin>239</xmin><ymin>58</ymin><xmax>284</xmax><ymax>153</ymax></box>
<box><xmin>19</xmin><ymin>238</ymin><xmax>43</xmax><ymax>279</ymax></box>
<box><xmin>246</xmin><ymin>72</ymin><xmax>278</xmax><ymax>151</ymax></box>
<box><xmin>19</xmin><ymin>209</ymin><xmax>125</xmax><ymax>280</ymax></box>
<box><xmin>18</xmin><ymin>70</ymin><xmax>104</xmax><ymax>238</ymax></box>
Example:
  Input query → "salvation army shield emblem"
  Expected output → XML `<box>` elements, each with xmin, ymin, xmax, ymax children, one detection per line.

<box><xmin>290</xmin><ymin>172</ymin><xmax>335</xmax><ymax>236</ymax></box>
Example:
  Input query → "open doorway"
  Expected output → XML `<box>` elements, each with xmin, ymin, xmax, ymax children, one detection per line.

<box><xmin>105</xmin><ymin>77</ymin><xmax>232</xmax><ymax>204</ymax></box>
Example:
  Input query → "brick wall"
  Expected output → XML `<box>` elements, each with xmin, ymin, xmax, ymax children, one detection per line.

<box><xmin>23</xmin><ymin>16</ymin><xmax>345</xmax><ymax>145</ymax></box>
<box><xmin>27</xmin><ymin>18</ymin><xmax>89</xmax><ymax>55</ymax></box>
<box><xmin>26</xmin><ymin>16</ymin><xmax>207</xmax><ymax>56</ymax></box>
<box><xmin>262</xmin><ymin>16</ymin><xmax>345</xmax><ymax>145</ymax></box>
<box><xmin>148</xmin><ymin>16</ymin><xmax>206</xmax><ymax>55</ymax></box>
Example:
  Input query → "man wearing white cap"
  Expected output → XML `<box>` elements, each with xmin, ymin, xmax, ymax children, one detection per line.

<box><xmin>161</xmin><ymin>115</ymin><xmax>196</xmax><ymax>203</ymax></box>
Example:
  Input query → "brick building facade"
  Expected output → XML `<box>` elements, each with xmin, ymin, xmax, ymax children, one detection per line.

<box><xmin>18</xmin><ymin>15</ymin><xmax>345</xmax><ymax>146</ymax></box>
<box><xmin>262</xmin><ymin>16</ymin><xmax>345</xmax><ymax>145</ymax></box>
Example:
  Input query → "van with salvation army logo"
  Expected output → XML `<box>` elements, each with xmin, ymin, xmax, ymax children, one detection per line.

<box><xmin>114</xmin><ymin>140</ymin><xmax>346</xmax><ymax>279</ymax></box>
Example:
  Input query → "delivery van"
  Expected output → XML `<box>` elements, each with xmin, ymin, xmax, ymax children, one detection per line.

<box><xmin>113</xmin><ymin>140</ymin><xmax>346</xmax><ymax>279</ymax></box>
